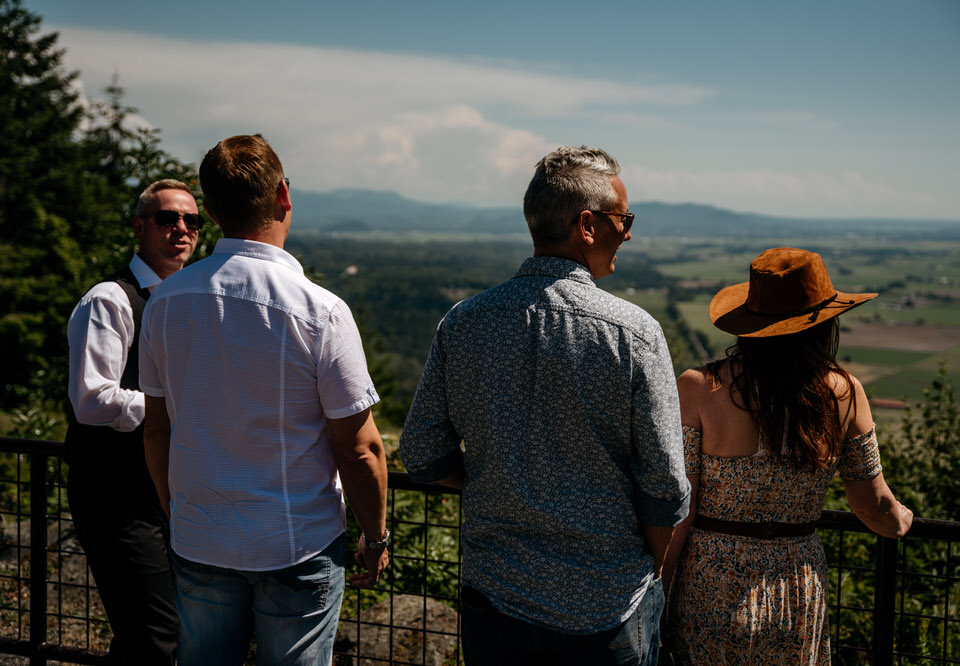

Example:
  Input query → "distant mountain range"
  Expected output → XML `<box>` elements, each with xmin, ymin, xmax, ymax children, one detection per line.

<box><xmin>290</xmin><ymin>188</ymin><xmax>959</xmax><ymax>239</ymax></box>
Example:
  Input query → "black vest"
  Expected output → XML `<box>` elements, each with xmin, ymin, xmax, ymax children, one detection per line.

<box><xmin>64</xmin><ymin>265</ymin><xmax>159</xmax><ymax>504</ymax></box>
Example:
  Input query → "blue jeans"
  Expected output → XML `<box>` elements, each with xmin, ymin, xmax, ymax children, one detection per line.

<box><xmin>461</xmin><ymin>577</ymin><xmax>664</xmax><ymax>666</ymax></box>
<box><xmin>170</xmin><ymin>533</ymin><xmax>346</xmax><ymax>666</ymax></box>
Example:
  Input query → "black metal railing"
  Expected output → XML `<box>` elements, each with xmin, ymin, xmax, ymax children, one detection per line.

<box><xmin>1</xmin><ymin>437</ymin><xmax>958</xmax><ymax>665</ymax></box>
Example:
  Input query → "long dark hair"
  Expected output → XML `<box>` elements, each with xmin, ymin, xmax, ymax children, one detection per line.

<box><xmin>706</xmin><ymin>319</ymin><xmax>853</xmax><ymax>469</ymax></box>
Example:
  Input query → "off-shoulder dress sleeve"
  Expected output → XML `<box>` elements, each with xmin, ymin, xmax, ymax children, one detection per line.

<box><xmin>837</xmin><ymin>426</ymin><xmax>882</xmax><ymax>480</ymax></box>
<box><xmin>683</xmin><ymin>425</ymin><xmax>702</xmax><ymax>475</ymax></box>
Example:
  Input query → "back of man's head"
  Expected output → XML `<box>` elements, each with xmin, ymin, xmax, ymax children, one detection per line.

<box><xmin>199</xmin><ymin>134</ymin><xmax>284</xmax><ymax>237</ymax></box>
<box><xmin>523</xmin><ymin>146</ymin><xmax>620</xmax><ymax>247</ymax></box>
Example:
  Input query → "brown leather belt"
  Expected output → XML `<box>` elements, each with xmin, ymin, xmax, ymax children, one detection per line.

<box><xmin>693</xmin><ymin>515</ymin><xmax>817</xmax><ymax>539</ymax></box>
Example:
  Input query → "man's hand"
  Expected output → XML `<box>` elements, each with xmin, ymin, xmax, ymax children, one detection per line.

<box><xmin>351</xmin><ymin>536</ymin><xmax>389</xmax><ymax>587</ymax></box>
<box><xmin>329</xmin><ymin>407</ymin><xmax>389</xmax><ymax>587</ymax></box>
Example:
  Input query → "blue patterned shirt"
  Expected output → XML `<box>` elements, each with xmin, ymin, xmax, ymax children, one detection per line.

<box><xmin>399</xmin><ymin>256</ymin><xmax>690</xmax><ymax>633</ymax></box>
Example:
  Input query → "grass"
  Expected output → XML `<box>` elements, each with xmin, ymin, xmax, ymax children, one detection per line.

<box><xmin>858</xmin><ymin>301</ymin><xmax>960</xmax><ymax>326</ymax></box>
<box><xmin>866</xmin><ymin>363</ymin><xmax>957</xmax><ymax>404</ymax></box>
<box><xmin>614</xmin><ymin>287</ymin><xmax>670</xmax><ymax>321</ymax></box>
<box><xmin>838</xmin><ymin>347</ymin><xmax>933</xmax><ymax>366</ymax></box>
<box><xmin>673</xmin><ymin>296</ymin><xmax>734</xmax><ymax>361</ymax></box>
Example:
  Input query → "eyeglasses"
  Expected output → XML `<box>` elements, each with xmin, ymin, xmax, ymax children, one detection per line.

<box><xmin>597</xmin><ymin>211</ymin><xmax>634</xmax><ymax>234</ymax></box>
<box><xmin>144</xmin><ymin>210</ymin><xmax>204</xmax><ymax>231</ymax></box>
<box><xmin>279</xmin><ymin>177</ymin><xmax>290</xmax><ymax>190</ymax></box>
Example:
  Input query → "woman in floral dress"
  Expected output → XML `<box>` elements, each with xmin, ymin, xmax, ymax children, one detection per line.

<box><xmin>662</xmin><ymin>248</ymin><xmax>914</xmax><ymax>665</ymax></box>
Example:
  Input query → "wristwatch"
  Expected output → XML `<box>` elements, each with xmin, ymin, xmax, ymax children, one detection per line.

<box><xmin>363</xmin><ymin>529</ymin><xmax>390</xmax><ymax>551</ymax></box>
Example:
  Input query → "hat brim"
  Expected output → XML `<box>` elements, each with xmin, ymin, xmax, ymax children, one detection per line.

<box><xmin>709</xmin><ymin>282</ymin><xmax>877</xmax><ymax>338</ymax></box>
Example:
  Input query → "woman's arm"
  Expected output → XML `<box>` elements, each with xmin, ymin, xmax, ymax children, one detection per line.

<box><xmin>840</xmin><ymin>375</ymin><xmax>914</xmax><ymax>539</ymax></box>
<box><xmin>844</xmin><ymin>473</ymin><xmax>913</xmax><ymax>538</ymax></box>
<box><xmin>662</xmin><ymin>474</ymin><xmax>698</xmax><ymax>592</ymax></box>
<box><xmin>662</xmin><ymin>369</ymin><xmax>705</xmax><ymax>591</ymax></box>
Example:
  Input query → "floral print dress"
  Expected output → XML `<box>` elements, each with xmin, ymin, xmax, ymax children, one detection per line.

<box><xmin>667</xmin><ymin>426</ymin><xmax>882</xmax><ymax>665</ymax></box>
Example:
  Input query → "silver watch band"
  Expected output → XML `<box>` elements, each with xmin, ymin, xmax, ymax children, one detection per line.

<box><xmin>363</xmin><ymin>528</ymin><xmax>390</xmax><ymax>551</ymax></box>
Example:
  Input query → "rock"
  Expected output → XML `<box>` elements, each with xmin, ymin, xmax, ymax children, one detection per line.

<box><xmin>0</xmin><ymin>513</ymin><xmax>93</xmax><ymax>595</ymax></box>
<box><xmin>335</xmin><ymin>594</ymin><xmax>460</xmax><ymax>665</ymax></box>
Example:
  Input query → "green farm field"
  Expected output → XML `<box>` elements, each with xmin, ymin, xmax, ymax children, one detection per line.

<box><xmin>614</xmin><ymin>287</ymin><xmax>670</xmax><ymax>322</ymax></box>
<box><xmin>644</xmin><ymin>236</ymin><xmax>960</xmax><ymax>405</ymax></box>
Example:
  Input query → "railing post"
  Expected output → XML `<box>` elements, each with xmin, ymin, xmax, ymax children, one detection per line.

<box><xmin>873</xmin><ymin>536</ymin><xmax>898</xmax><ymax>666</ymax></box>
<box><xmin>29</xmin><ymin>452</ymin><xmax>48</xmax><ymax>666</ymax></box>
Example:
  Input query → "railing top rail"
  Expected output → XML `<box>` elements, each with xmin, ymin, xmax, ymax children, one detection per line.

<box><xmin>0</xmin><ymin>436</ymin><xmax>64</xmax><ymax>456</ymax></box>
<box><xmin>3</xmin><ymin>436</ymin><xmax>958</xmax><ymax>541</ymax></box>
<box><xmin>819</xmin><ymin>509</ymin><xmax>960</xmax><ymax>541</ymax></box>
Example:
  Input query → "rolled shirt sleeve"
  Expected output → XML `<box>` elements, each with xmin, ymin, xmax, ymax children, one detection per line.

<box><xmin>67</xmin><ymin>282</ymin><xmax>144</xmax><ymax>431</ymax></box>
<box><xmin>315</xmin><ymin>299</ymin><xmax>380</xmax><ymax>419</ymax></box>
<box><xmin>399</xmin><ymin>320</ymin><xmax>464</xmax><ymax>482</ymax></box>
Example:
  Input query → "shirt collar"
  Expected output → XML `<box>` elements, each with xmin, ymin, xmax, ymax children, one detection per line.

<box><xmin>129</xmin><ymin>253</ymin><xmax>163</xmax><ymax>292</ymax></box>
<box><xmin>513</xmin><ymin>256</ymin><xmax>595</xmax><ymax>286</ymax></box>
<box><xmin>213</xmin><ymin>238</ymin><xmax>306</xmax><ymax>276</ymax></box>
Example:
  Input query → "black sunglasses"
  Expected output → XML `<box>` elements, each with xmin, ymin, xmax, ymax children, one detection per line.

<box><xmin>598</xmin><ymin>211</ymin><xmax>634</xmax><ymax>234</ymax></box>
<box><xmin>145</xmin><ymin>210</ymin><xmax>204</xmax><ymax>231</ymax></box>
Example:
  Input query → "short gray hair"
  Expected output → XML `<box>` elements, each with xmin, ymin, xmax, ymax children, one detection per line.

<box><xmin>523</xmin><ymin>146</ymin><xmax>620</xmax><ymax>246</ymax></box>
<box><xmin>136</xmin><ymin>179</ymin><xmax>193</xmax><ymax>216</ymax></box>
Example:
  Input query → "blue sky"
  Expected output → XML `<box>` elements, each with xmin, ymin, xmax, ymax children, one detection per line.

<box><xmin>29</xmin><ymin>0</ymin><xmax>960</xmax><ymax>219</ymax></box>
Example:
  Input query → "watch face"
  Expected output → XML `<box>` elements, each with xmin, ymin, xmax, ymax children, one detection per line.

<box><xmin>366</xmin><ymin>529</ymin><xmax>390</xmax><ymax>550</ymax></box>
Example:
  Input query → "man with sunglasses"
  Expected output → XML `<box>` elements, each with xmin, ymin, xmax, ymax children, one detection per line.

<box><xmin>400</xmin><ymin>146</ymin><xmax>689</xmax><ymax>665</ymax></box>
<box><xmin>65</xmin><ymin>179</ymin><xmax>200</xmax><ymax>665</ymax></box>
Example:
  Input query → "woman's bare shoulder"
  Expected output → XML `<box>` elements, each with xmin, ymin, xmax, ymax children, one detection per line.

<box><xmin>678</xmin><ymin>365</ymin><xmax>714</xmax><ymax>393</ymax></box>
<box><xmin>828</xmin><ymin>369</ymin><xmax>863</xmax><ymax>398</ymax></box>
<box><xmin>678</xmin><ymin>364</ymin><xmax>727</xmax><ymax>422</ymax></box>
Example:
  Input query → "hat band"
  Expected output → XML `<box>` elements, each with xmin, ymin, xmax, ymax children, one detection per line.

<box><xmin>746</xmin><ymin>293</ymin><xmax>855</xmax><ymax>324</ymax></box>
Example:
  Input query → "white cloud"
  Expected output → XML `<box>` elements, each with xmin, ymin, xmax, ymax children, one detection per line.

<box><xmin>49</xmin><ymin>26</ymin><xmax>959</xmax><ymax>218</ymax></box>
<box><xmin>53</xmin><ymin>26</ymin><xmax>712</xmax><ymax>205</ymax></box>
<box><xmin>284</xmin><ymin>104</ymin><xmax>554</xmax><ymax>201</ymax></box>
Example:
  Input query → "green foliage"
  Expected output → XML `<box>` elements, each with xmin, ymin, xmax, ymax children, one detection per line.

<box><xmin>884</xmin><ymin>362</ymin><xmax>959</xmax><ymax>521</ymax></box>
<box><xmin>4</xmin><ymin>405</ymin><xmax>60</xmax><ymax>440</ymax></box>
<box><xmin>0</xmin><ymin>0</ymin><xmax>214</xmax><ymax>415</ymax></box>
<box><xmin>388</xmin><ymin>490</ymin><xmax>461</xmax><ymax>600</ymax></box>
<box><xmin>341</xmin><ymin>487</ymin><xmax>461</xmax><ymax>624</ymax></box>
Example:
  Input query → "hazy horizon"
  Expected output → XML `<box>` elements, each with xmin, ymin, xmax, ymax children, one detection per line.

<box><xmin>28</xmin><ymin>0</ymin><xmax>960</xmax><ymax>220</ymax></box>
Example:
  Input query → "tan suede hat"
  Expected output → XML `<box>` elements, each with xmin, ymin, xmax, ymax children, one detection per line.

<box><xmin>709</xmin><ymin>247</ymin><xmax>877</xmax><ymax>338</ymax></box>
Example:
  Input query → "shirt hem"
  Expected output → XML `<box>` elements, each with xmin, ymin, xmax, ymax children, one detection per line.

<box><xmin>463</xmin><ymin>574</ymin><xmax>651</xmax><ymax>635</ymax></box>
<box><xmin>170</xmin><ymin>528</ymin><xmax>347</xmax><ymax>572</ymax></box>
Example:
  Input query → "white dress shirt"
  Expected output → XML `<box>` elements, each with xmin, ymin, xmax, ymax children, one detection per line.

<box><xmin>67</xmin><ymin>254</ymin><xmax>162</xmax><ymax>432</ymax></box>
<box><xmin>139</xmin><ymin>238</ymin><xmax>379</xmax><ymax>571</ymax></box>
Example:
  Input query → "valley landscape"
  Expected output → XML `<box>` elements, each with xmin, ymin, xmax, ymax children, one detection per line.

<box><xmin>285</xmin><ymin>189</ymin><xmax>960</xmax><ymax>428</ymax></box>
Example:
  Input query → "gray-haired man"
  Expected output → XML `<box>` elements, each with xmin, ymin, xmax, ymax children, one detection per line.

<box><xmin>400</xmin><ymin>146</ymin><xmax>690</xmax><ymax>665</ymax></box>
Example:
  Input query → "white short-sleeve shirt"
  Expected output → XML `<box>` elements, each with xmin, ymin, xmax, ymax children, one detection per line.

<box><xmin>140</xmin><ymin>238</ymin><xmax>379</xmax><ymax>570</ymax></box>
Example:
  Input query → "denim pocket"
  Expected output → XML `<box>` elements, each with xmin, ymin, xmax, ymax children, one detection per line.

<box><xmin>171</xmin><ymin>553</ymin><xmax>216</xmax><ymax>594</ymax></box>
<box><xmin>640</xmin><ymin>577</ymin><xmax>665</xmax><ymax>628</ymax></box>
<box><xmin>608</xmin><ymin>608</ymin><xmax>641</xmax><ymax>658</ymax></box>
<box><xmin>638</xmin><ymin>578</ymin><xmax>664</xmax><ymax>666</ymax></box>
<box><xmin>261</xmin><ymin>551</ymin><xmax>335</xmax><ymax>615</ymax></box>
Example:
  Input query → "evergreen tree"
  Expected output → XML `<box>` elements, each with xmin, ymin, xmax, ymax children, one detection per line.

<box><xmin>0</xmin><ymin>0</ymin><xmax>212</xmax><ymax>412</ymax></box>
<box><xmin>1</xmin><ymin>0</ymin><xmax>85</xmax><ymax>407</ymax></box>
